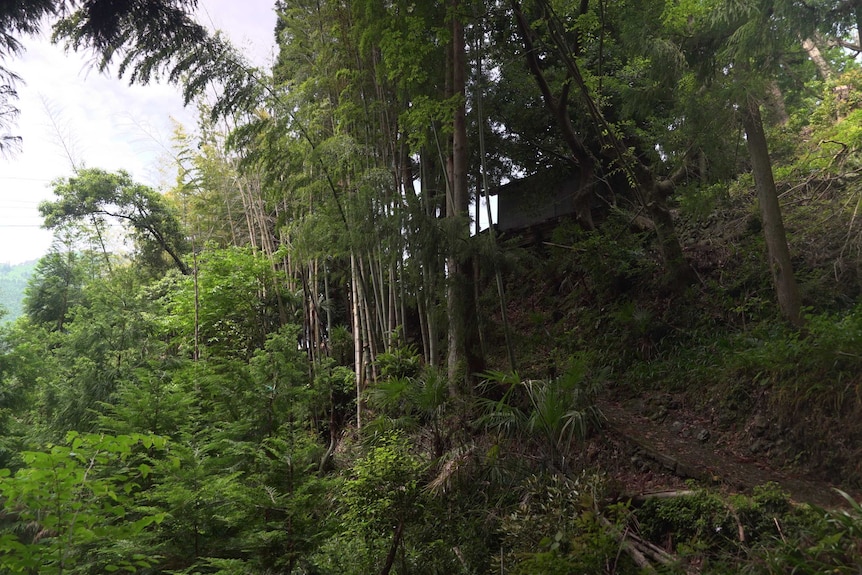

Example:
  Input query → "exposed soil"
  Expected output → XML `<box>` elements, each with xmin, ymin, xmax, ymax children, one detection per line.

<box><xmin>596</xmin><ymin>397</ymin><xmax>857</xmax><ymax>509</ymax></box>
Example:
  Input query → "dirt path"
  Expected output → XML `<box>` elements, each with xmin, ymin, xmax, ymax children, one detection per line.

<box><xmin>598</xmin><ymin>399</ymin><xmax>853</xmax><ymax>508</ymax></box>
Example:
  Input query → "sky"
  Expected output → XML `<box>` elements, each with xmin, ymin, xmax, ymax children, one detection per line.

<box><xmin>0</xmin><ymin>0</ymin><xmax>278</xmax><ymax>265</ymax></box>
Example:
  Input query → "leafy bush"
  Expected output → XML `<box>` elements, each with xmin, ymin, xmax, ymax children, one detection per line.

<box><xmin>632</xmin><ymin>484</ymin><xmax>862</xmax><ymax>573</ymax></box>
<box><xmin>638</xmin><ymin>489</ymin><xmax>736</xmax><ymax>553</ymax></box>
<box><xmin>375</xmin><ymin>342</ymin><xmax>422</xmax><ymax>380</ymax></box>
<box><xmin>313</xmin><ymin>431</ymin><xmax>425</xmax><ymax>575</ymax></box>
<box><xmin>747</xmin><ymin>490</ymin><xmax>862</xmax><ymax>574</ymax></box>
<box><xmin>0</xmin><ymin>432</ymin><xmax>168</xmax><ymax>575</ymax></box>
<box><xmin>477</xmin><ymin>360</ymin><xmax>602</xmax><ymax>473</ymax></box>
<box><xmin>500</xmin><ymin>473</ymin><xmax>634</xmax><ymax>574</ymax></box>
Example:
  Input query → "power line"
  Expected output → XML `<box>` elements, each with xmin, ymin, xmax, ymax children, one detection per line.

<box><xmin>0</xmin><ymin>176</ymin><xmax>54</xmax><ymax>182</ymax></box>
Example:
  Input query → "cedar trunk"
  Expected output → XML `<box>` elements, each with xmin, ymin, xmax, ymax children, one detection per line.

<box><xmin>741</xmin><ymin>94</ymin><xmax>803</xmax><ymax>327</ymax></box>
<box><xmin>447</xmin><ymin>2</ymin><xmax>484</xmax><ymax>391</ymax></box>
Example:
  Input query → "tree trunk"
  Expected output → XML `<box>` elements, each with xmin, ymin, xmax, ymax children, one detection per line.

<box><xmin>767</xmin><ymin>81</ymin><xmax>789</xmax><ymax>127</ymax></box>
<box><xmin>741</xmin><ymin>94</ymin><xmax>803</xmax><ymax>327</ymax></box>
<box><xmin>446</xmin><ymin>1</ymin><xmax>467</xmax><ymax>390</ymax></box>
<box><xmin>379</xmin><ymin>519</ymin><xmax>404</xmax><ymax>575</ymax></box>
<box><xmin>802</xmin><ymin>37</ymin><xmax>832</xmax><ymax>80</ymax></box>
<box><xmin>645</xmin><ymin>170</ymin><xmax>696</xmax><ymax>287</ymax></box>
<box><xmin>447</xmin><ymin>1</ymin><xmax>484</xmax><ymax>392</ymax></box>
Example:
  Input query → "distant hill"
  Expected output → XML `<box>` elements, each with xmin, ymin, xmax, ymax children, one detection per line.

<box><xmin>0</xmin><ymin>260</ymin><xmax>36</xmax><ymax>324</ymax></box>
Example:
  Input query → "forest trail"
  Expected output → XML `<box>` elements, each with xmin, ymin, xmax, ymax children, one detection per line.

<box><xmin>598</xmin><ymin>399</ymin><xmax>856</xmax><ymax>509</ymax></box>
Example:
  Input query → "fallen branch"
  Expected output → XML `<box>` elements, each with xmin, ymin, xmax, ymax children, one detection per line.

<box><xmin>626</xmin><ymin>531</ymin><xmax>677</xmax><ymax>565</ymax></box>
<box><xmin>630</xmin><ymin>490</ymin><xmax>698</xmax><ymax>505</ymax></box>
<box><xmin>728</xmin><ymin>505</ymin><xmax>746</xmax><ymax>543</ymax></box>
<box><xmin>599</xmin><ymin>513</ymin><xmax>700</xmax><ymax>575</ymax></box>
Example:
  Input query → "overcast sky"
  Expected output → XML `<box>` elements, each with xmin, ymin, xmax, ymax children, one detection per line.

<box><xmin>0</xmin><ymin>0</ymin><xmax>277</xmax><ymax>265</ymax></box>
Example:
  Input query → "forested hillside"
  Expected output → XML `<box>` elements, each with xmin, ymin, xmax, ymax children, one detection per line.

<box><xmin>3</xmin><ymin>0</ymin><xmax>862</xmax><ymax>573</ymax></box>
<box><xmin>0</xmin><ymin>261</ymin><xmax>35</xmax><ymax>323</ymax></box>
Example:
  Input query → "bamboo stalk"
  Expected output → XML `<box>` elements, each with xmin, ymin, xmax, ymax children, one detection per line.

<box><xmin>350</xmin><ymin>252</ymin><xmax>363</xmax><ymax>429</ymax></box>
<box><xmin>417</xmin><ymin>284</ymin><xmax>430</xmax><ymax>362</ymax></box>
<box><xmin>475</xmin><ymin>30</ymin><xmax>516</xmax><ymax>372</ymax></box>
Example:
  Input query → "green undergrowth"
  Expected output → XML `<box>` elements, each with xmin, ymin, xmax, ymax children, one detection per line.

<box><xmin>500</xmin><ymin>473</ymin><xmax>639</xmax><ymax>575</ymax></box>
<box><xmin>597</xmin><ymin>303</ymin><xmax>862</xmax><ymax>483</ymax></box>
<box><xmin>481</xmin><ymin>471</ymin><xmax>862</xmax><ymax>575</ymax></box>
<box><xmin>632</xmin><ymin>483</ymin><xmax>862</xmax><ymax>574</ymax></box>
